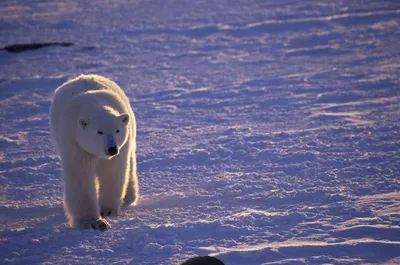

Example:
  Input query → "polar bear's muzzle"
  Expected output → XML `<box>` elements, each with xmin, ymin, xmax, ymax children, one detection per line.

<box><xmin>105</xmin><ymin>135</ymin><xmax>119</xmax><ymax>157</ymax></box>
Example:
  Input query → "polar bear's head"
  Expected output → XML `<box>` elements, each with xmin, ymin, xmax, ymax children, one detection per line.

<box><xmin>76</xmin><ymin>112</ymin><xmax>130</xmax><ymax>159</ymax></box>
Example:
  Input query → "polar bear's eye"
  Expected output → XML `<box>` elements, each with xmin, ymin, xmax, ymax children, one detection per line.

<box><xmin>116</xmin><ymin>129</ymin><xmax>120</xmax><ymax>134</ymax></box>
<box><xmin>97</xmin><ymin>131</ymin><xmax>103</xmax><ymax>135</ymax></box>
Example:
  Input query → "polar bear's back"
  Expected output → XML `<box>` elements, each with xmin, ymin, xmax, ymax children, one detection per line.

<box><xmin>50</xmin><ymin>74</ymin><xmax>131</xmax><ymax>153</ymax></box>
<box><xmin>52</xmin><ymin>75</ymin><xmax>128</xmax><ymax>109</ymax></box>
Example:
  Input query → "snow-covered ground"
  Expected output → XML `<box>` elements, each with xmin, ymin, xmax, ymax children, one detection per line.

<box><xmin>1</xmin><ymin>0</ymin><xmax>400</xmax><ymax>264</ymax></box>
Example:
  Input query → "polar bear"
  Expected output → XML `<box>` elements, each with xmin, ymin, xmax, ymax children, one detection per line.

<box><xmin>50</xmin><ymin>74</ymin><xmax>138</xmax><ymax>230</ymax></box>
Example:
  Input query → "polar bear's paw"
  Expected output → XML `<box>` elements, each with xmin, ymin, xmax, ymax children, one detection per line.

<box><xmin>123</xmin><ymin>184</ymin><xmax>138</xmax><ymax>207</ymax></box>
<box><xmin>123</xmin><ymin>192</ymin><xmax>137</xmax><ymax>207</ymax></box>
<box><xmin>90</xmin><ymin>218</ymin><xmax>110</xmax><ymax>231</ymax></box>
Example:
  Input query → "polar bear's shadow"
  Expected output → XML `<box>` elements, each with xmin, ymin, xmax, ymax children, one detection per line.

<box><xmin>2</xmin><ymin>205</ymin><xmax>96</xmax><ymax>263</ymax></box>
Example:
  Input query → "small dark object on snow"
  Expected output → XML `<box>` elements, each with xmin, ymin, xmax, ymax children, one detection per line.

<box><xmin>1</xmin><ymin>42</ymin><xmax>73</xmax><ymax>53</ymax></box>
<box><xmin>181</xmin><ymin>256</ymin><xmax>225</xmax><ymax>265</ymax></box>
<box><xmin>82</xmin><ymin>46</ymin><xmax>96</xmax><ymax>50</ymax></box>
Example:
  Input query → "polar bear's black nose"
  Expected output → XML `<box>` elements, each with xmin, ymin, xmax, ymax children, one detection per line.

<box><xmin>108</xmin><ymin>146</ymin><xmax>118</xmax><ymax>156</ymax></box>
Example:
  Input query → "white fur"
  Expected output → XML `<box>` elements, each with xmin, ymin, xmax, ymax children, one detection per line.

<box><xmin>50</xmin><ymin>74</ymin><xmax>139</xmax><ymax>228</ymax></box>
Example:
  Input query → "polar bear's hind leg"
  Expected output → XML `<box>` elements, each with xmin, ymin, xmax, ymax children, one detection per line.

<box><xmin>123</xmin><ymin>152</ymin><xmax>139</xmax><ymax>207</ymax></box>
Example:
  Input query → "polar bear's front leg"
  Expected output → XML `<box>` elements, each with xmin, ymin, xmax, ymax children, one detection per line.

<box><xmin>97</xmin><ymin>146</ymin><xmax>129</xmax><ymax>217</ymax></box>
<box><xmin>62</xmin><ymin>153</ymin><xmax>104</xmax><ymax>229</ymax></box>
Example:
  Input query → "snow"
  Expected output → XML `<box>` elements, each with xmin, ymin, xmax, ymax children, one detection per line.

<box><xmin>1</xmin><ymin>0</ymin><xmax>400</xmax><ymax>264</ymax></box>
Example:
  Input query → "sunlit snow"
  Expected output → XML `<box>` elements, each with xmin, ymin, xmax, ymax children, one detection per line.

<box><xmin>1</xmin><ymin>1</ymin><xmax>400</xmax><ymax>264</ymax></box>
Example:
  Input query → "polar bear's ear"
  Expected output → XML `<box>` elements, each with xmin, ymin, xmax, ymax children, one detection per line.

<box><xmin>119</xmin><ymin>113</ymin><xmax>129</xmax><ymax>125</ymax></box>
<box><xmin>79</xmin><ymin>119</ymin><xmax>88</xmax><ymax>129</ymax></box>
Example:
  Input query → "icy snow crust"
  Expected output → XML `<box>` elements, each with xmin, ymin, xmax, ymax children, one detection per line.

<box><xmin>1</xmin><ymin>0</ymin><xmax>400</xmax><ymax>264</ymax></box>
